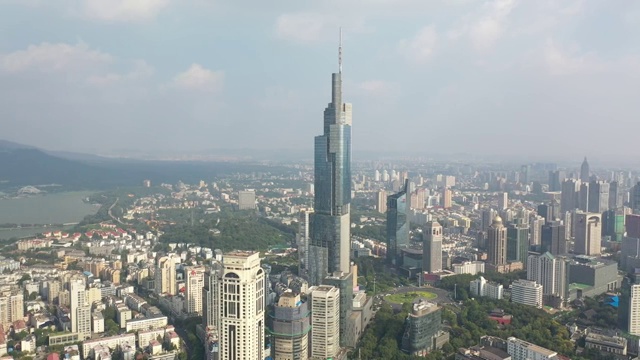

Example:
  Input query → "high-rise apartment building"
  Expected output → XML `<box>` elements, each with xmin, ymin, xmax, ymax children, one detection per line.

<box><xmin>270</xmin><ymin>292</ymin><xmax>311</xmax><ymax>360</ymax></box>
<box><xmin>217</xmin><ymin>251</ymin><xmax>265</xmax><ymax>360</ymax></box>
<box><xmin>184</xmin><ymin>266</ymin><xmax>205</xmax><ymax>315</ymax></box>
<box><xmin>70</xmin><ymin>279</ymin><xmax>91</xmax><ymax>340</ymax></box>
<box><xmin>376</xmin><ymin>190</ymin><xmax>387</xmax><ymax>213</ymax></box>
<box><xmin>202</xmin><ymin>262</ymin><xmax>222</xmax><ymax>329</ymax></box>
<box><xmin>422</xmin><ymin>221</ymin><xmax>443</xmax><ymax>273</ymax></box>
<box><xmin>0</xmin><ymin>288</ymin><xmax>24</xmax><ymax>329</ymax></box>
<box><xmin>537</xmin><ymin>201</ymin><xmax>559</xmax><ymax>223</ymax></box>
<box><xmin>620</xmin><ymin>281</ymin><xmax>640</xmax><ymax>336</ymax></box>
<box><xmin>469</xmin><ymin>276</ymin><xmax>503</xmax><ymax>300</ymax></box>
<box><xmin>47</xmin><ymin>280</ymin><xmax>61</xmax><ymax>304</ymax></box>
<box><xmin>386</xmin><ymin>180</ymin><xmax>409</xmax><ymax>265</ymax></box>
<box><xmin>442</xmin><ymin>188</ymin><xmax>452</xmax><ymax>209</ymax></box>
<box><xmin>580</xmin><ymin>157</ymin><xmax>590</xmax><ymax>183</ymax></box>
<box><xmin>527</xmin><ymin>253</ymin><xmax>567</xmax><ymax>301</ymax></box>
<box><xmin>511</xmin><ymin>280</ymin><xmax>543</xmax><ymax>308</ymax></box>
<box><xmin>238</xmin><ymin>190</ymin><xmax>256</xmax><ymax>210</ymax></box>
<box><xmin>529</xmin><ymin>216</ymin><xmax>545</xmax><ymax>247</ymax></box>
<box><xmin>487</xmin><ymin>217</ymin><xmax>507</xmax><ymax>266</ymax></box>
<box><xmin>574</xmin><ymin>212</ymin><xmax>602</xmax><ymax>256</ymax></box>
<box><xmin>498</xmin><ymin>192</ymin><xmax>508</xmax><ymax>210</ymax></box>
<box><xmin>308</xmin><ymin>37</ymin><xmax>352</xmax><ymax>286</ymax></box>
<box><xmin>308</xmin><ymin>285</ymin><xmax>340</xmax><ymax>359</ymax></box>
<box><xmin>155</xmin><ymin>255</ymin><xmax>177</xmax><ymax>295</ymax></box>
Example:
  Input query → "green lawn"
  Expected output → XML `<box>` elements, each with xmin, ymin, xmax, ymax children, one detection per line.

<box><xmin>385</xmin><ymin>291</ymin><xmax>437</xmax><ymax>304</ymax></box>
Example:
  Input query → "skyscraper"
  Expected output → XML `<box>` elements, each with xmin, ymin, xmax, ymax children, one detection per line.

<box><xmin>155</xmin><ymin>255</ymin><xmax>177</xmax><ymax>295</ymax></box>
<box><xmin>442</xmin><ymin>188</ymin><xmax>453</xmax><ymax>209</ymax></box>
<box><xmin>296</xmin><ymin>209</ymin><xmax>313</xmax><ymax>276</ymax></box>
<box><xmin>422</xmin><ymin>221</ymin><xmax>443</xmax><ymax>273</ymax></box>
<box><xmin>541</xmin><ymin>221</ymin><xmax>567</xmax><ymax>255</ymax></box>
<box><xmin>184</xmin><ymin>266</ymin><xmax>205</xmax><ymax>315</ymax></box>
<box><xmin>217</xmin><ymin>251</ymin><xmax>265</xmax><ymax>360</ymax></box>
<box><xmin>588</xmin><ymin>180</ymin><xmax>609</xmax><ymax>213</ymax></box>
<box><xmin>560</xmin><ymin>179</ymin><xmax>580</xmax><ymax>213</ymax></box>
<box><xmin>507</xmin><ymin>223</ymin><xmax>529</xmax><ymax>263</ymax></box>
<box><xmin>376</xmin><ymin>190</ymin><xmax>387</xmax><ymax>213</ymax></box>
<box><xmin>498</xmin><ymin>192</ymin><xmax>508</xmax><ymax>210</ymax></box>
<box><xmin>70</xmin><ymin>279</ymin><xmax>91</xmax><ymax>340</ymax></box>
<box><xmin>308</xmin><ymin>33</ymin><xmax>352</xmax><ymax>286</ymax></box>
<box><xmin>580</xmin><ymin>157</ymin><xmax>590</xmax><ymax>183</ymax></box>
<box><xmin>202</xmin><ymin>262</ymin><xmax>222</xmax><ymax>329</ymax></box>
<box><xmin>620</xmin><ymin>281</ymin><xmax>640</xmax><ymax>336</ymax></box>
<box><xmin>386</xmin><ymin>180</ymin><xmax>409</xmax><ymax>265</ymax></box>
<box><xmin>574</xmin><ymin>212</ymin><xmax>602</xmax><ymax>256</ymax></box>
<box><xmin>487</xmin><ymin>216</ymin><xmax>507</xmax><ymax>267</ymax></box>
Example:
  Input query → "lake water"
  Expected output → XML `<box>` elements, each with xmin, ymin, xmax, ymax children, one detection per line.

<box><xmin>0</xmin><ymin>191</ymin><xmax>99</xmax><ymax>239</ymax></box>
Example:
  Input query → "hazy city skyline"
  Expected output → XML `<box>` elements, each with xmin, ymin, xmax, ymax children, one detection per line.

<box><xmin>1</xmin><ymin>0</ymin><xmax>639</xmax><ymax>159</ymax></box>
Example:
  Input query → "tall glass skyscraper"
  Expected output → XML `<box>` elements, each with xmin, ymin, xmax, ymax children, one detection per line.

<box><xmin>387</xmin><ymin>180</ymin><xmax>410</xmax><ymax>266</ymax></box>
<box><xmin>308</xmin><ymin>35</ymin><xmax>353</xmax><ymax>286</ymax></box>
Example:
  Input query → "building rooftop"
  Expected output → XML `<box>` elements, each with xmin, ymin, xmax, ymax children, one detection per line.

<box><xmin>507</xmin><ymin>337</ymin><xmax>557</xmax><ymax>356</ymax></box>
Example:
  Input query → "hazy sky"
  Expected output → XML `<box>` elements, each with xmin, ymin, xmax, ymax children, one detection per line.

<box><xmin>1</xmin><ymin>0</ymin><xmax>639</xmax><ymax>159</ymax></box>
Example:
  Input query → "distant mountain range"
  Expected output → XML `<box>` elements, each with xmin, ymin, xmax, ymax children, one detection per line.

<box><xmin>0</xmin><ymin>140</ymin><xmax>288</xmax><ymax>191</ymax></box>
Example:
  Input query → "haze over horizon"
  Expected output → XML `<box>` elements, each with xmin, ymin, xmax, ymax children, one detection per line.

<box><xmin>1</xmin><ymin>0</ymin><xmax>639</xmax><ymax>160</ymax></box>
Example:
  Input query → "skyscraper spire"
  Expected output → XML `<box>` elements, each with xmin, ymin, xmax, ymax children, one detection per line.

<box><xmin>339</xmin><ymin>27</ymin><xmax>343</xmax><ymax>73</ymax></box>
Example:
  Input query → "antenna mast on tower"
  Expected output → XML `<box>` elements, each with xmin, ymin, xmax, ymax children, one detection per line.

<box><xmin>339</xmin><ymin>27</ymin><xmax>343</xmax><ymax>73</ymax></box>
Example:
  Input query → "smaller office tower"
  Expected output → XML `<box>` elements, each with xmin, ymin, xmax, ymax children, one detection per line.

<box><xmin>422</xmin><ymin>221</ymin><xmax>443</xmax><ymax>273</ymax></box>
<box><xmin>574</xmin><ymin>212</ymin><xmax>602</xmax><ymax>256</ymax></box>
<box><xmin>308</xmin><ymin>285</ymin><xmax>340</xmax><ymax>360</ymax></box>
<box><xmin>401</xmin><ymin>300</ymin><xmax>447</xmax><ymax>356</ymax></box>
<box><xmin>270</xmin><ymin>292</ymin><xmax>311</xmax><ymax>360</ymax></box>
<box><xmin>541</xmin><ymin>221</ymin><xmax>567</xmax><ymax>255</ymax></box>
<box><xmin>184</xmin><ymin>266</ymin><xmax>205</xmax><ymax>316</ymax></box>
<box><xmin>507</xmin><ymin>223</ymin><xmax>529</xmax><ymax>263</ymax></box>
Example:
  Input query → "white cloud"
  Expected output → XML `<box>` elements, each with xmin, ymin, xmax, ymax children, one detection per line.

<box><xmin>0</xmin><ymin>42</ymin><xmax>112</xmax><ymax>73</ymax></box>
<box><xmin>542</xmin><ymin>40</ymin><xmax>602</xmax><ymax>75</ymax></box>
<box><xmin>81</xmin><ymin>0</ymin><xmax>170</xmax><ymax>22</ymax></box>
<box><xmin>87</xmin><ymin>60</ymin><xmax>154</xmax><ymax>86</ymax></box>
<box><xmin>274</xmin><ymin>12</ymin><xmax>329</xmax><ymax>43</ymax></box>
<box><xmin>468</xmin><ymin>0</ymin><xmax>515</xmax><ymax>51</ymax></box>
<box><xmin>172</xmin><ymin>64</ymin><xmax>224</xmax><ymax>92</ymax></box>
<box><xmin>399</xmin><ymin>26</ymin><xmax>438</xmax><ymax>64</ymax></box>
<box><xmin>356</xmin><ymin>80</ymin><xmax>397</xmax><ymax>97</ymax></box>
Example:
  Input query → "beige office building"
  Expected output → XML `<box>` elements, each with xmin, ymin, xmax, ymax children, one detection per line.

<box><xmin>308</xmin><ymin>285</ymin><xmax>340</xmax><ymax>359</ymax></box>
<box><xmin>574</xmin><ymin>212</ymin><xmax>601</xmax><ymax>256</ymax></box>
<box><xmin>218</xmin><ymin>251</ymin><xmax>265</xmax><ymax>360</ymax></box>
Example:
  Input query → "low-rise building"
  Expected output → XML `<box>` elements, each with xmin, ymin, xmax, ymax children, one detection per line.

<box><xmin>584</xmin><ymin>327</ymin><xmax>627</xmax><ymax>356</ymax></box>
<box><xmin>470</xmin><ymin>276</ymin><xmax>503</xmax><ymax>300</ymax></box>
<box><xmin>511</xmin><ymin>280</ymin><xmax>543</xmax><ymax>309</ymax></box>
<box><xmin>82</xmin><ymin>333</ymin><xmax>136</xmax><ymax>359</ymax></box>
<box><xmin>506</xmin><ymin>337</ymin><xmax>557</xmax><ymax>360</ymax></box>
<box><xmin>125</xmin><ymin>315</ymin><xmax>168</xmax><ymax>332</ymax></box>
